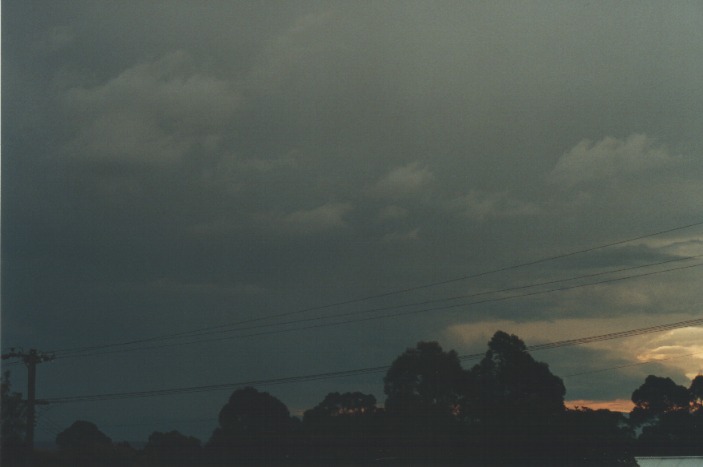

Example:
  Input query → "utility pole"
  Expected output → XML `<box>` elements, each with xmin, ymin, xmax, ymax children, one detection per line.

<box><xmin>1</xmin><ymin>348</ymin><xmax>55</xmax><ymax>451</ymax></box>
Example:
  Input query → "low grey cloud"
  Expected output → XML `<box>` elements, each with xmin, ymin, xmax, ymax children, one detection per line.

<box><xmin>449</xmin><ymin>190</ymin><xmax>540</xmax><ymax>221</ymax></box>
<box><xmin>3</xmin><ymin>0</ymin><xmax>703</xmax><ymax>442</ymax></box>
<box><xmin>280</xmin><ymin>202</ymin><xmax>354</xmax><ymax>234</ymax></box>
<box><xmin>549</xmin><ymin>134</ymin><xmax>680</xmax><ymax>187</ymax></box>
<box><xmin>370</xmin><ymin>162</ymin><xmax>435</xmax><ymax>199</ymax></box>
<box><xmin>63</xmin><ymin>51</ymin><xmax>240</xmax><ymax>165</ymax></box>
<box><xmin>377</xmin><ymin>205</ymin><xmax>409</xmax><ymax>222</ymax></box>
<box><xmin>35</xmin><ymin>25</ymin><xmax>76</xmax><ymax>54</ymax></box>
<box><xmin>382</xmin><ymin>228</ymin><xmax>420</xmax><ymax>243</ymax></box>
<box><xmin>133</xmin><ymin>277</ymin><xmax>268</xmax><ymax>298</ymax></box>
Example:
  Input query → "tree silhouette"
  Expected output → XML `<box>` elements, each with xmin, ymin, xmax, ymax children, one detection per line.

<box><xmin>142</xmin><ymin>430</ymin><xmax>201</xmax><ymax>465</ymax></box>
<box><xmin>56</xmin><ymin>420</ymin><xmax>116</xmax><ymax>466</ymax></box>
<box><xmin>303</xmin><ymin>392</ymin><xmax>381</xmax><ymax>461</ymax></box>
<box><xmin>559</xmin><ymin>407</ymin><xmax>636</xmax><ymax>466</ymax></box>
<box><xmin>464</xmin><ymin>331</ymin><xmax>566</xmax><ymax>463</ymax></box>
<box><xmin>1</xmin><ymin>372</ymin><xmax>27</xmax><ymax>466</ymax></box>
<box><xmin>383</xmin><ymin>341</ymin><xmax>468</xmax><ymax>459</ymax></box>
<box><xmin>20</xmin><ymin>341</ymin><xmax>700</xmax><ymax>464</ymax></box>
<box><xmin>637</xmin><ymin>409</ymin><xmax>703</xmax><ymax>456</ymax></box>
<box><xmin>304</xmin><ymin>391</ymin><xmax>377</xmax><ymax>420</ymax></box>
<box><xmin>630</xmin><ymin>375</ymin><xmax>689</xmax><ymax>424</ymax></box>
<box><xmin>384</xmin><ymin>341</ymin><xmax>467</xmax><ymax>420</ymax></box>
<box><xmin>466</xmin><ymin>331</ymin><xmax>565</xmax><ymax>420</ymax></box>
<box><xmin>207</xmin><ymin>387</ymin><xmax>296</xmax><ymax>463</ymax></box>
<box><xmin>631</xmin><ymin>374</ymin><xmax>703</xmax><ymax>456</ymax></box>
<box><xmin>689</xmin><ymin>374</ymin><xmax>703</xmax><ymax>412</ymax></box>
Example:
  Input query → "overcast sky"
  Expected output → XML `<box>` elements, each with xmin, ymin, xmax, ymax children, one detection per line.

<box><xmin>3</xmin><ymin>0</ymin><xmax>703</xmax><ymax>443</ymax></box>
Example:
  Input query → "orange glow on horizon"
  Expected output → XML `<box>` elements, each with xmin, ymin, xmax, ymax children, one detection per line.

<box><xmin>565</xmin><ymin>399</ymin><xmax>634</xmax><ymax>413</ymax></box>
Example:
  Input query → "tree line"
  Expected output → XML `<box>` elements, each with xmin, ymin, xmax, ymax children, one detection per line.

<box><xmin>3</xmin><ymin>330</ymin><xmax>702</xmax><ymax>466</ymax></box>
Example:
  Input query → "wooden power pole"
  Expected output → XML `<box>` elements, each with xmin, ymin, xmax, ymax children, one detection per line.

<box><xmin>1</xmin><ymin>348</ymin><xmax>55</xmax><ymax>451</ymax></box>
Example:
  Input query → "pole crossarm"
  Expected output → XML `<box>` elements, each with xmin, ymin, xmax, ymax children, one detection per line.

<box><xmin>2</xmin><ymin>348</ymin><xmax>55</xmax><ymax>364</ymax></box>
<box><xmin>1</xmin><ymin>348</ymin><xmax>55</xmax><ymax>452</ymax></box>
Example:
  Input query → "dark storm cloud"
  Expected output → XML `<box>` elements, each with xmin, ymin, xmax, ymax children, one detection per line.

<box><xmin>3</xmin><ymin>0</ymin><xmax>703</xmax><ymax>441</ymax></box>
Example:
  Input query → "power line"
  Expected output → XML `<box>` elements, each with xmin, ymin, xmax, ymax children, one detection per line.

<box><xmin>52</xmin><ymin>259</ymin><xmax>703</xmax><ymax>360</ymax></box>
<box><xmin>44</xmin><ymin>366</ymin><xmax>390</xmax><ymax>403</ymax></box>
<box><xmin>35</xmin><ymin>408</ymin><xmax>66</xmax><ymax>437</ymax></box>
<box><xmin>2</xmin><ymin>360</ymin><xmax>22</xmax><ymax>367</ymax></box>
<box><xmin>93</xmin><ymin>255</ymin><xmax>703</xmax><ymax>344</ymax></box>
<box><xmin>43</xmin><ymin>315</ymin><xmax>703</xmax><ymax>404</ymax></box>
<box><xmin>563</xmin><ymin>352</ymin><xmax>703</xmax><ymax>378</ymax></box>
<box><xmin>1</xmin><ymin>349</ymin><xmax>55</xmax><ymax>450</ymax></box>
<box><xmin>52</xmin><ymin>260</ymin><xmax>703</xmax><ymax>360</ymax></box>
<box><xmin>48</xmin><ymin>220</ymin><xmax>703</xmax><ymax>357</ymax></box>
<box><xmin>87</xmin><ymin>355</ymin><xmax>703</xmax><ymax>430</ymax></box>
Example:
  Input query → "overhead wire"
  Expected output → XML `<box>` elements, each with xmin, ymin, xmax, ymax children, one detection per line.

<box><xmin>51</xmin><ymin>258</ymin><xmax>703</xmax><ymax>360</ymax></box>
<box><xmin>13</xmin><ymin>221</ymin><xmax>703</xmax><ymax>412</ymax></box>
<box><xmin>563</xmin><ymin>352</ymin><xmax>703</xmax><ymax>378</ymax></box>
<box><xmin>47</xmin><ymin>220</ymin><xmax>703</xmax><ymax>357</ymax></box>
<box><xmin>44</xmin><ymin>314</ymin><xmax>703</xmax><ymax>404</ymax></box>
<box><xmin>35</xmin><ymin>406</ymin><xmax>66</xmax><ymax>438</ymax></box>
<box><xmin>82</xmin><ymin>352</ymin><xmax>703</xmax><ymax>434</ymax></box>
<box><xmin>79</xmin><ymin>254</ymin><xmax>703</xmax><ymax>343</ymax></box>
<box><xmin>86</xmin><ymin>355</ymin><xmax>703</xmax><ymax>430</ymax></box>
